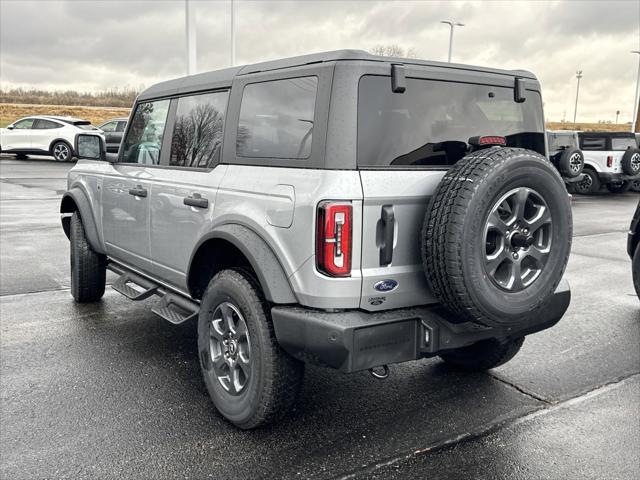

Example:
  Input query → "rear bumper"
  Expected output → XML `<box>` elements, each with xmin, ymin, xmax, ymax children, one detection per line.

<box><xmin>272</xmin><ymin>280</ymin><xmax>570</xmax><ymax>373</ymax></box>
<box><xmin>598</xmin><ymin>172</ymin><xmax>640</xmax><ymax>183</ymax></box>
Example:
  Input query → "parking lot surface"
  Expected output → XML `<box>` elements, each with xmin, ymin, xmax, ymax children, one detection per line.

<box><xmin>1</xmin><ymin>156</ymin><xmax>639</xmax><ymax>479</ymax></box>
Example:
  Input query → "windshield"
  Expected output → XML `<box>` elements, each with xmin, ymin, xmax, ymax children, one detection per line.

<box><xmin>548</xmin><ymin>133</ymin><xmax>577</xmax><ymax>151</ymax></box>
<box><xmin>357</xmin><ymin>75</ymin><xmax>545</xmax><ymax>168</ymax></box>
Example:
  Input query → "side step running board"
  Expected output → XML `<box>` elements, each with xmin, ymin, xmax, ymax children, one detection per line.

<box><xmin>108</xmin><ymin>263</ymin><xmax>199</xmax><ymax>325</ymax></box>
<box><xmin>151</xmin><ymin>294</ymin><xmax>199</xmax><ymax>325</ymax></box>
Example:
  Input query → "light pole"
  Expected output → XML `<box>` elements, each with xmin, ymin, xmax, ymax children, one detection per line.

<box><xmin>573</xmin><ymin>70</ymin><xmax>583</xmax><ymax>124</ymax></box>
<box><xmin>185</xmin><ymin>0</ymin><xmax>196</xmax><ymax>75</ymax></box>
<box><xmin>632</xmin><ymin>51</ymin><xmax>640</xmax><ymax>132</ymax></box>
<box><xmin>440</xmin><ymin>20</ymin><xmax>464</xmax><ymax>63</ymax></box>
<box><xmin>231</xmin><ymin>0</ymin><xmax>236</xmax><ymax>66</ymax></box>
<box><xmin>616</xmin><ymin>110</ymin><xmax>620</xmax><ymax>124</ymax></box>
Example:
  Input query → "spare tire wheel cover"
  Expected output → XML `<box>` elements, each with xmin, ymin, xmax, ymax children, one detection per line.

<box><xmin>422</xmin><ymin>147</ymin><xmax>572</xmax><ymax>328</ymax></box>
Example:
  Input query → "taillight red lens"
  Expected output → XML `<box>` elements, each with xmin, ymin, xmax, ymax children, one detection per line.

<box><xmin>478</xmin><ymin>135</ymin><xmax>507</xmax><ymax>146</ymax></box>
<box><xmin>607</xmin><ymin>156</ymin><xmax>613</xmax><ymax>167</ymax></box>
<box><xmin>316</xmin><ymin>201</ymin><xmax>352</xmax><ymax>277</ymax></box>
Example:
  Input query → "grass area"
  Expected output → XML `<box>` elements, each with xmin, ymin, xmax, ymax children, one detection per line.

<box><xmin>1</xmin><ymin>103</ymin><xmax>635</xmax><ymax>134</ymax></box>
<box><xmin>546</xmin><ymin>122</ymin><xmax>632</xmax><ymax>133</ymax></box>
<box><xmin>0</xmin><ymin>103</ymin><xmax>131</xmax><ymax>128</ymax></box>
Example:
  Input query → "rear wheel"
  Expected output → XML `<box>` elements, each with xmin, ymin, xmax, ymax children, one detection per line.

<box><xmin>197</xmin><ymin>269</ymin><xmax>304</xmax><ymax>429</ymax></box>
<box><xmin>423</xmin><ymin>147</ymin><xmax>572</xmax><ymax>328</ymax></box>
<box><xmin>574</xmin><ymin>169</ymin><xmax>600</xmax><ymax>195</ymax></box>
<box><xmin>606</xmin><ymin>181</ymin><xmax>631</xmax><ymax>194</ymax></box>
<box><xmin>556</xmin><ymin>148</ymin><xmax>584</xmax><ymax>178</ymax></box>
<box><xmin>440</xmin><ymin>337</ymin><xmax>525</xmax><ymax>371</ymax></box>
<box><xmin>52</xmin><ymin>141</ymin><xmax>72</xmax><ymax>162</ymax></box>
<box><xmin>70</xmin><ymin>212</ymin><xmax>106</xmax><ymax>302</ymax></box>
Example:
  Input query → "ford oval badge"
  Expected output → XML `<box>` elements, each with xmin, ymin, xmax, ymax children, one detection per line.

<box><xmin>374</xmin><ymin>279</ymin><xmax>398</xmax><ymax>292</ymax></box>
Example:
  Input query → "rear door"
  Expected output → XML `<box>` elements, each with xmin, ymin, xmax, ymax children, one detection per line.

<box><xmin>356</xmin><ymin>66</ymin><xmax>545</xmax><ymax>311</ymax></box>
<box><xmin>32</xmin><ymin>119</ymin><xmax>63</xmax><ymax>150</ymax></box>
<box><xmin>148</xmin><ymin>90</ymin><xmax>230</xmax><ymax>290</ymax></box>
<box><xmin>580</xmin><ymin>134</ymin><xmax>611</xmax><ymax>172</ymax></box>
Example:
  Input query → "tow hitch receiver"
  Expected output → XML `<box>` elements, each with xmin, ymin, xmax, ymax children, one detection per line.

<box><xmin>369</xmin><ymin>365</ymin><xmax>389</xmax><ymax>379</ymax></box>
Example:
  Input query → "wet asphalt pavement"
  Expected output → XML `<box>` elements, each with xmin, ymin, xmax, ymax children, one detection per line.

<box><xmin>1</xmin><ymin>156</ymin><xmax>639</xmax><ymax>479</ymax></box>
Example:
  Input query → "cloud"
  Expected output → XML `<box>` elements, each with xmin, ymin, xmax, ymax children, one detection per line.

<box><xmin>1</xmin><ymin>0</ymin><xmax>638</xmax><ymax>122</ymax></box>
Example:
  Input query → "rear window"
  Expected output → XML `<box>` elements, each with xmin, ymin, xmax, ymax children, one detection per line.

<box><xmin>611</xmin><ymin>137</ymin><xmax>637</xmax><ymax>151</ymax></box>
<box><xmin>237</xmin><ymin>76</ymin><xmax>317</xmax><ymax>159</ymax></box>
<box><xmin>357</xmin><ymin>75</ymin><xmax>545</xmax><ymax>168</ymax></box>
<box><xmin>74</xmin><ymin>121</ymin><xmax>98</xmax><ymax>131</ymax></box>
<box><xmin>548</xmin><ymin>133</ymin><xmax>577</xmax><ymax>151</ymax></box>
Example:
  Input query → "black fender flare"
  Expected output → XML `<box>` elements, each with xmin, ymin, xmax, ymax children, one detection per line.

<box><xmin>60</xmin><ymin>188</ymin><xmax>105</xmax><ymax>254</ymax></box>
<box><xmin>188</xmin><ymin>224</ymin><xmax>297</xmax><ymax>304</ymax></box>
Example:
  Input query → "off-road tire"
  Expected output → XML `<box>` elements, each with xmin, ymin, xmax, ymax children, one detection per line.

<box><xmin>606</xmin><ymin>181</ymin><xmax>631</xmax><ymax>194</ymax></box>
<box><xmin>633</xmin><ymin>243</ymin><xmax>640</xmax><ymax>299</ymax></box>
<box><xmin>423</xmin><ymin>147</ymin><xmax>572</xmax><ymax>328</ymax></box>
<box><xmin>621</xmin><ymin>148</ymin><xmax>640</xmax><ymax>176</ymax></box>
<box><xmin>556</xmin><ymin>148</ymin><xmax>584</xmax><ymax>178</ymax></box>
<box><xmin>574</xmin><ymin>168</ymin><xmax>600</xmax><ymax>195</ymax></box>
<box><xmin>70</xmin><ymin>212</ymin><xmax>106</xmax><ymax>302</ymax></box>
<box><xmin>439</xmin><ymin>337</ymin><xmax>525</xmax><ymax>371</ymax></box>
<box><xmin>197</xmin><ymin>268</ymin><xmax>304</xmax><ymax>429</ymax></box>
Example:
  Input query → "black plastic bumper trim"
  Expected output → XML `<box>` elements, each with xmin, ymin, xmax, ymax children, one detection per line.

<box><xmin>271</xmin><ymin>282</ymin><xmax>571</xmax><ymax>373</ymax></box>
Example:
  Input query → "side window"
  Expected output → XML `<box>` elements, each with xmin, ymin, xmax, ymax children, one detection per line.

<box><xmin>13</xmin><ymin>118</ymin><xmax>35</xmax><ymax>129</ymax></box>
<box><xmin>120</xmin><ymin>99</ymin><xmax>170</xmax><ymax>165</ymax></box>
<box><xmin>34</xmin><ymin>119</ymin><xmax>62</xmax><ymax>129</ymax></box>
<box><xmin>611</xmin><ymin>137</ymin><xmax>636</xmax><ymax>150</ymax></box>
<box><xmin>100</xmin><ymin>121</ymin><xmax>117</xmax><ymax>132</ymax></box>
<box><xmin>116</xmin><ymin>121</ymin><xmax>127</xmax><ymax>132</ymax></box>
<box><xmin>580</xmin><ymin>137</ymin><xmax>606</xmax><ymax>151</ymax></box>
<box><xmin>169</xmin><ymin>91</ymin><xmax>228</xmax><ymax>168</ymax></box>
<box><xmin>236</xmin><ymin>76</ymin><xmax>318</xmax><ymax>159</ymax></box>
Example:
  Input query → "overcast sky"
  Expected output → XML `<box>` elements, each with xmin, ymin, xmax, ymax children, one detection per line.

<box><xmin>1</xmin><ymin>0</ymin><xmax>639</xmax><ymax>122</ymax></box>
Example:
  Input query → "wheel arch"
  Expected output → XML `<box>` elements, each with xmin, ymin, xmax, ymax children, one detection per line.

<box><xmin>60</xmin><ymin>188</ymin><xmax>105</xmax><ymax>254</ymax></box>
<box><xmin>187</xmin><ymin>224</ymin><xmax>297</xmax><ymax>304</ymax></box>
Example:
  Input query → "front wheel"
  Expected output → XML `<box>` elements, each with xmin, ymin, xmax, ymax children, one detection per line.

<box><xmin>197</xmin><ymin>269</ymin><xmax>304</xmax><ymax>429</ymax></box>
<box><xmin>52</xmin><ymin>141</ymin><xmax>73</xmax><ymax>162</ymax></box>
<box><xmin>70</xmin><ymin>212</ymin><xmax>106</xmax><ymax>302</ymax></box>
<box><xmin>439</xmin><ymin>337</ymin><xmax>525</xmax><ymax>371</ymax></box>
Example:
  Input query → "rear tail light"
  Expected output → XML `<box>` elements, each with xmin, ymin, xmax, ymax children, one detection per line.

<box><xmin>468</xmin><ymin>135</ymin><xmax>507</xmax><ymax>147</ymax></box>
<box><xmin>607</xmin><ymin>156</ymin><xmax>614</xmax><ymax>167</ymax></box>
<box><xmin>316</xmin><ymin>201</ymin><xmax>352</xmax><ymax>277</ymax></box>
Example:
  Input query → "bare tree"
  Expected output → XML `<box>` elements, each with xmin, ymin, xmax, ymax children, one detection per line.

<box><xmin>370</xmin><ymin>45</ymin><xmax>417</xmax><ymax>58</ymax></box>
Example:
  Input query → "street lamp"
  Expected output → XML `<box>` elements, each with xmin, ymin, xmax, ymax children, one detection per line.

<box><xmin>440</xmin><ymin>20</ymin><xmax>464</xmax><ymax>63</ymax></box>
<box><xmin>573</xmin><ymin>70</ymin><xmax>583</xmax><ymax>124</ymax></box>
<box><xmin>185</xmin><ymin>0</ymin><xmax>196</xmax><ymax>75</ymax></box>
<box><xmin>616</xmin><ymin>110</ymin><xmax>620</xmax><ymax>124</ymax></box>
<box><xmin>632</xmin><ymin>51</ymin><xmax>640</xmax><ymax>132</ymax></box>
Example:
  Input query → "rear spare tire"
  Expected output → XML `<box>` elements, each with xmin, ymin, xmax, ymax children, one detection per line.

<box><xmin>621</xmin><ymin>148</ymin><xmax>640</xmax><ymax>176</ymax></box>
<box><xmin>423</xmin><ymin>147</ymin><xmax>572</xmax><ymax>328</ymax></box>
<box><xmin>556</xmin><ymin>148</ymin><xmax>584</xmax><ymax>178</ymax></box>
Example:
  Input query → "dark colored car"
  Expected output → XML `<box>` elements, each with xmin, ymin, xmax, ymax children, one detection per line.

<box><xmin>98</xmin><ymin>118</ymin><xmax>128</xmax><ymax>153</ymax></box>
<box><xmin>628</xmin><ymin>200</ymin><xmax>640</xmax><ymax>298</ymax></box>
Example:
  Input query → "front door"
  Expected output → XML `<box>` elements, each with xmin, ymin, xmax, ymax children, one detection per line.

<box><xmin>3</xmin><ymin>117</ymin><xmax>35</xmax><ymax>150</ymax></box>
<box><xmin>101</xmin><ymin>98</ymin><xmax>170</xmax><ymax>274</ymax></box>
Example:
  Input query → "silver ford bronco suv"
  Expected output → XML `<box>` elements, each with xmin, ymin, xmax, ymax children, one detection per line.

<box><xmin>61</xmin><ymin>50</ymin><xmax>572</xmax><ymax>429</ymax></box>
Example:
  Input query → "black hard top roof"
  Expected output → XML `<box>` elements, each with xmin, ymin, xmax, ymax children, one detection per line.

<box><xmin>138</xmin><ymin>49</ymin><xmax>537</xmax><ymax>101</ymax></box>
<box><xmin>578</xmin><ymin>131</ymin><xmax>636</xmax><ymax>138</ymax></box>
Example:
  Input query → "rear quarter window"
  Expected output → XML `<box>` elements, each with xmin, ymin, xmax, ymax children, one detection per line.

<box><xmin>611</xmin><ymin>137</ymin><xmax>637</xmax><ymax>151</ymax></box>
<box><xmin>357</xmin><ymin>75</ymin><xmax>545</xmax><ymax>168</ymax></box>
<box><xmin>236</xmin><ymin>76</ymin><xmax>318</xmax><ymax>159</ymax></box>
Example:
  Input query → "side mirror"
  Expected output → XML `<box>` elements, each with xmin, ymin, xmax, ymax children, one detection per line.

<box><xmin>75</xmin><ymin>133</ymin><xmax>107</xmax><ymax>161</ymax></box>
<box><xmin>6</xmin><ymin>125</ymin><xmax>14</xmax><ymax>130</ymax></box>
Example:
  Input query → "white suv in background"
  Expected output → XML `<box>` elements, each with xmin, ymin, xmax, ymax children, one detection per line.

<box><xmin>0</xmin><ymin>116</ymin><xmax>103</xmax><ymax>162</ymax></box>
<box><xmin>574</xmin><ymin>131</ymin><xmax>640</xmax><ymax>194</ymax></box>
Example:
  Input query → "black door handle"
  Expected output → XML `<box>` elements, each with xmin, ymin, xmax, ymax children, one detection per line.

<box><xmin>128</xmin><ymin>186</ymin><xmax>147</xmax><ymax>197</ymax></box>
<box><xmin>184</xmin><ymin>193</ymin><xmax>209</xmax><ymax>209</ymax></box>
<box><xmin>380</xmin><ymin>205</ymin><xmax>395</xmax><ymax>266</ymax></box>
